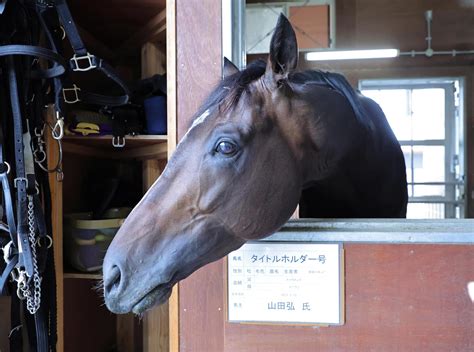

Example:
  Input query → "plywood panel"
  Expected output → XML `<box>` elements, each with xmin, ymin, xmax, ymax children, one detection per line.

<box><xmin>224</xmin><ymin>245</ymin><xmax>474</xmax><ymax>352</ymax></box>
<box><xmin>64</xmin><ymin>280</ymin><xmax>116</xmax><ymax>352</ymax></box>
<box><xmin>289</xmin><ymin>5</ymin><xmax>329</xmax><ymax>49</ymax></box>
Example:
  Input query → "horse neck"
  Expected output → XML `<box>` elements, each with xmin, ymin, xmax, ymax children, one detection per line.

<box><xmin>291</xmin><ymin>87</ymin><xmax>367</xmax><ymax>188</ymax></box>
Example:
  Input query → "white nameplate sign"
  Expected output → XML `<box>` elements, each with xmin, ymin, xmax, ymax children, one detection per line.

<box><xmin>227</xmin><ymin>242</ymin><xmax>343</xmax><ymax>325</ymax></box>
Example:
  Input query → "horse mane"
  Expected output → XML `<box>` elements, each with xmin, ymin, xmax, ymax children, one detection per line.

<box><xmin>193</xmin><ymin>59</ymin><xmax>371</xmax><ymax>131</ymax></box>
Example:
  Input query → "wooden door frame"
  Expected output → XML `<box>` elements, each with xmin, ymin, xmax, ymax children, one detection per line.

<box><xmin>163</xmin><ymin>0</ymin><xmax>224</xmax><ymax>351</ymax></box>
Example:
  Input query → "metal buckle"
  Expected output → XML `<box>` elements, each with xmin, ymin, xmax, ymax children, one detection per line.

<box><xmin>62</xmin><ymin>84</ymin><xmax>81</xmax><ymax>104</ymax></box>
<box><xmin>112</xmin><ymin>136</ymin><xmax>126</xmax><ymax>148</ymax></box>
<box><xmin>70</xmin><ymin>52</ymin><xmax>97</xmax><ymax>72</ymax></box>
<box><xmin>14</xmin><ymin>177</ymin><xmax>28</xmax><ymax>189</ymax></box>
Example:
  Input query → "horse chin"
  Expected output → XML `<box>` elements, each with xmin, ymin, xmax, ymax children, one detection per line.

<box><xmin>132</xmin><ymin>285</ymin><xmax>173</xmax><ymax>314</ymax></box>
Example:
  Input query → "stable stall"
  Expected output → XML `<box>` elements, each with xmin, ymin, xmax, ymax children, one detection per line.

<box><xmin>0</xmin><ymin>0</ymin><xmax>473</xmax><ymax>351</ymax></box>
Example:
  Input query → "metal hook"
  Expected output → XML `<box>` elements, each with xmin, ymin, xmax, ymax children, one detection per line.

<box><xmin>34</xmin><ymin>126</ymin><xmax>44</xmax><ymax>138</ymax></box>
<box><xmin>52</xmin><ymin>114</ymin><xmax>64</xmax><ymax>140</ymax></box>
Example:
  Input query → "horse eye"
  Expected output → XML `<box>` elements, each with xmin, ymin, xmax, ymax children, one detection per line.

<box><xmin>215</xmin><ymin>140</ymin><xmax>238</xmax><ymax>156</ymax></box>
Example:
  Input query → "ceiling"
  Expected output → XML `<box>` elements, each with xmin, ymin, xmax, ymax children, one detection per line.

<box><xmin>67</xmin><ymin>0</ymin><xmax>166</xmax><ymax>49</ymax></box>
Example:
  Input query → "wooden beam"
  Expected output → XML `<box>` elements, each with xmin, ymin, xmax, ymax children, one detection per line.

<box><xmin>119</xmin><ymin>8</ymin><xmax>167</xmax><ymax>52</ymax></box>
<box><xmin>77</xmin><ymin>25</ymin><xmax>117</xmax><ymax>61</ymax></box>
<box><xmin>149</xmin><ymin>23</ymin><xmax>167</xmax><ymax>44</ymax></box>
<box><xmin>122</xmin><ymin>143</ymin><xmax>167</xmax><ymax>159</ymax></box>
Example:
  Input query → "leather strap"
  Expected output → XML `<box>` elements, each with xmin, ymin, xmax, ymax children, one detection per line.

<box><xmin>6</xmin><ymin>56</ymin><xmax>34</xmax><ymax>277</ymax></box>
<box><xmin>0</xmin><ymin>256</ymin><xmax>17</xmax><ymax>295</ymax></box>
<box><xmin>0</xmin><ymin>116</ymin><xmax>17</xmax><ymax>243</ymax></box>
<box><xmin>0</xmin><ymin>45</ymin><xmax>66</xmax><ymax>79</ymax></box>
<box><xmin>54</xmin><ymin>0</ymin><xmax>130</xmax><ymax>106</ymax></box>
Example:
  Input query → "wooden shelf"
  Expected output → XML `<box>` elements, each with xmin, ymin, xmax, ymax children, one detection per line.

<box><xmin>63</xmin><ymin>134</ymin><xmax>168</xmax><ymax>160</ymax></box>
<box><xmin>63</xmin><ymin>272</ymin><xmax>102</xmax><ymax>280</ymax></box>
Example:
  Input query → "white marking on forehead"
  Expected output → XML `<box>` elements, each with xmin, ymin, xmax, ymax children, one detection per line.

<box><xmin>191</xmin><ymin>109</ymin><xmax>211</xmax><ymax>129</ymax></box>
<box><xmin>128</xmin><ymin>110</ymin><xmax>212</xmax><ymax>215</ymax></box>
<box><xmin>178</xmin><ymin>108</ymin><xmax>212</xmax><ymax>145</ymax></box>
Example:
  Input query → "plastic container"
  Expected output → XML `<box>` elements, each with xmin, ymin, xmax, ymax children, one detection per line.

<box><xmin>63</xmin><ymin>208</ymin><xmax>131</xmax><ymax>272</ymax></box>
<box><xmin>144</xmin><ymin>95</ymin><xmax>167</xmax><ymax>134</ymax></box>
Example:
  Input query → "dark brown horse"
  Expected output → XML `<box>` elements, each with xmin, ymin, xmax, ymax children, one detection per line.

<box><xmin>103</xmin><ymin>15</ymin><xmax>407</xmax><ymax>314</ymax></box>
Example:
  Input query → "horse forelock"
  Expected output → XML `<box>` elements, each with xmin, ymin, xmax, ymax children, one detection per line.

<box><xmin>188</xmin><ymin>60</ymin><xmax>371</xmax><ymax>135</ymax></box>
<box><xmin>189</xmin><ymin>60</ymin><xmax>267</xmax><ymax>125</ymax></box>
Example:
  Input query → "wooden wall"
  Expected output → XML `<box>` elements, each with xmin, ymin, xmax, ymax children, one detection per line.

<box><xmin>174</xmin><ymin>1</ymin><xmax>474</xmax><ymax>351</ymax></box>
<box><xmin>298</xmin><ymin>0</ymin><xmax>474</xmax><ymax>218</ymax></box>
<box><xmin>175</xmin><ymin>0</ymin><xmax>224</xmax><ymax>351</ymax></box>
<box><xmin>334</xmin><ymin>0</ymin><xmax>474</xmax><ymax>52</ymax></box>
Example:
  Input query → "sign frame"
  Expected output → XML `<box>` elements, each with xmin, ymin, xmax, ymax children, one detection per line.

<box><xmin>226</xmin><ymin>241</ymin><xmax>345</xmax><ymax>326</ymax></box>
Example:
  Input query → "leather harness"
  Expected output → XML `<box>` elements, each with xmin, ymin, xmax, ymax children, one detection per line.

<box><xmin>0</xmin><ymin>1</ymin><xmax>130</xmax><ymax>350</ymax></box>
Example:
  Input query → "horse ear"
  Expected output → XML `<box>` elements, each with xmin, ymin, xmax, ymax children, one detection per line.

<box><xmin>223</xmin><ymin>57</ymin><xmax>239</xmax><ymax>78</ymax></box>
<box><xmin>266</xmin><ymin>14</ymin><xmax>298</xmax><ymax>80</ymax></box>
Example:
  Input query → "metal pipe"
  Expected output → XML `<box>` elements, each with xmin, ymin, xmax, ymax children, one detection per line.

<box><xmin>399</xmin><ymin>49</ymin><xmax>474</xmax><ymax>57</ymax></box>
<box><xmin>425</xmin><ymin>10</ymin><xmax>433</xmax><ymax>53</ymax></box>
<box><xmin>399</xmin><ymin>10</ymin><xmax>474</xmax><ymax>58</ymax></box>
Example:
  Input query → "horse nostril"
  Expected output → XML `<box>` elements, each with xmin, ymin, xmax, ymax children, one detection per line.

<box><xmin>104</xmin><ymin>265</ymin><xmax>122</xmax><ymax>296</ymax></box>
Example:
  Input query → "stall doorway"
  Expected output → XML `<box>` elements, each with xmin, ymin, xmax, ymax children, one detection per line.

<box><xmin>360</xmin><ymin>78</ymin><xmax>465</xmax><ymax>219</ymax></box>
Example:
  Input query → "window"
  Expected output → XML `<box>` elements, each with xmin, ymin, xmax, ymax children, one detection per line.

<box><xmin>360</xmin><ymin>78</ymin><xmax>465</xmax><ymax>219</ymax></box>
<box><xmin>245</xmin><ymin>1</ymin><xmax>336</xmax><ymax>54</ymax></box>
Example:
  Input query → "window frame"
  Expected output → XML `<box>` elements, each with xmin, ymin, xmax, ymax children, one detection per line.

<box><xmin>359</xmin><ymin>78</ymin><xmax>466</xmax><ymax>218</ymax></box>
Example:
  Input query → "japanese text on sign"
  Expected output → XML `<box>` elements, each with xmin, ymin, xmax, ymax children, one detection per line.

<box><xmin>227</xmin><ymin>243</ymin><xmax>343</xmax><ymax>325</ymax></box>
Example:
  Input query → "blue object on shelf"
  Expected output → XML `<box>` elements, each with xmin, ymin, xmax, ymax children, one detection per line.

<box><xmin>144</xmin><ymin>95</ymin><xmax>167</xmax><ymax>134</ymax></box>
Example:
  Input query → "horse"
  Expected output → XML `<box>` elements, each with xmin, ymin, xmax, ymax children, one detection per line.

<box><xmin>103</xmin><ymin>14</ymin><xmax>407</xmax><ymax>314</ymax></box>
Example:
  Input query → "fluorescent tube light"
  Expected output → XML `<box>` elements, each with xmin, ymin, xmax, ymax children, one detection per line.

<box><xmin>305</xmin><ymin>49</ymin><xmax>400</xmax><ymax>61</ymax></box>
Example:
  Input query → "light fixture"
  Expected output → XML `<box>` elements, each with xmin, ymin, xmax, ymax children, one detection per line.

<box><xmin>305</xmin><ymin>49</ymin><xmax>399</xmax><ymax>61</ymax></box>
<box><xmin>305</xmin><ymin>10</ymin><xmax>474</xmax><ymax>62</ymax></box>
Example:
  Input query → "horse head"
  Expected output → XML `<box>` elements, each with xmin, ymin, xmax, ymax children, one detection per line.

<box><xmin>102</xmin><ymin>13</ymin><xmax>406</xmax><ymax>314</ymax></box>
<box><xmin>102</xmin><ymin>14</ymin><xmax>308</xmax><ymax>314</ymax></box>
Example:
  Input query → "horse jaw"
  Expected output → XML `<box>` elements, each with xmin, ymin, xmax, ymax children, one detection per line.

<box><xmin>103</xmin><ymin>198</ymin><xmax>245</xmax><ymax>314</ymax></box>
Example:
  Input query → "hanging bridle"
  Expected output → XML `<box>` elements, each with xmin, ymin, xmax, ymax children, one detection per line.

<box><xmin>0</xmin><ymin>0</ymin><xmax>130</xmax><ymax>350</ymax></box>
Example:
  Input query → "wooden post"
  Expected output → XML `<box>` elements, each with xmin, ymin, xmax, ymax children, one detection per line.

<box><xmin>46</xmin><ymin>105</ymin><xmax>64</xmax><ymax>352</ymax></box>
<box><xmin>135</xmin><ymin>2</ymin><xmax>177</xmax><ymax>350</ymax></box>
<box><xmin>174</xmin><ymin>0</ymin><xmax>222</xmax><ymax>351</ymax></box>
<box><xmin>166</xmin><ymin>1</ymin><xmax>179</xmax><ymax>351</ymax></box>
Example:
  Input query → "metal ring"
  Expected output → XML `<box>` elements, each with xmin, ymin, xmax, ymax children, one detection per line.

<box><xmin>33</xmin><ymin>149</ymin><xmax>47</xmax><ymax>164</ymax></box>
<box><xmin>35</xmin><ymin>122</ymin><xmax>63</xmax><ymax>175</ymax></box>
<box><xmin>59</xmin><ymin>26</ymin><xmax>66</xmax><ymax>40</ymax></box>
<box><xmin>37</xmin><ymin>235</ymin><xmax>53</xmax><ymax>249</ymax></box>
<box><xmin>2</xmin><ymin>241</ymin><xmax>14</xmax><ymax>264</ymax></box>
<box><xmin>0</xmin><ymin>161</ymin><xmax>11</xmax><ymax>175</ymax></box>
